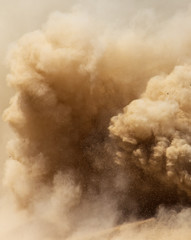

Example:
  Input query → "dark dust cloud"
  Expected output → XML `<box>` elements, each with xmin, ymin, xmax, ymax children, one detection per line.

<box><xmin>2</xmin><ymin>0</ymin><xmax>191</xmax><ymax>239</ymax></box>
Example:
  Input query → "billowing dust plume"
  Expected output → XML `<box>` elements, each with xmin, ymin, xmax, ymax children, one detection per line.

<box><xmin>3</xmin><ymin>2</ymin><xmax>191</xmax><ymax>239</ymax></box>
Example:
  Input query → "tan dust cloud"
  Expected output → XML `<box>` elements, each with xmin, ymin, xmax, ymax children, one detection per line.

<box><xmin>2</xmin><ymin>1</ymin><xmax>191</xmax><ymax>239</ymax></box>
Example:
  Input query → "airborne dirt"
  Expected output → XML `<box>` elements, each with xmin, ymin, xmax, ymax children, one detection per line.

<box><xmin>2</xmin><ymin>1</ymin><xmax>191</xmax><ymax>239</ymax></box>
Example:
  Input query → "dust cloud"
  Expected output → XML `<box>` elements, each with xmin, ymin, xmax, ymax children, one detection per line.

<box><xmin>2</xmin><ymin>0</ymin><xmax>191</xmax><ymax>239</ymax></box>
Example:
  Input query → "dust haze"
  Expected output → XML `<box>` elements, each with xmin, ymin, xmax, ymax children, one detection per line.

<box><xmin>1</xmin><ymin>0</ymin><xmax>191</xmax><ymax>239</ymax></box>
